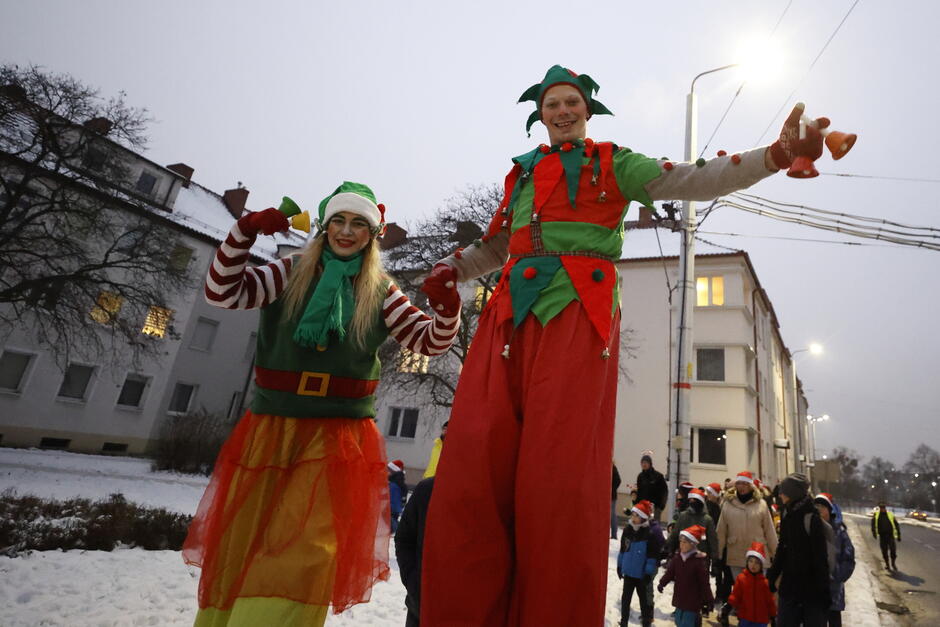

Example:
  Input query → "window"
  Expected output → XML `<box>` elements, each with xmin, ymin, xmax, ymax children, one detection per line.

<box><xmin>387</xmin><ymin>407</ymin><xmax>419</xmax><ymax>439</ymax></box>
<box><xmin>168</xmin><ymin>244</ymin><xmax>193</xmax><ymax>272</ymax></box>
<box><xmin>101</xmin><ymin>442</ymin><xmax>128</xmax><ymax>453</ymax></box>
<box><xmin>168</xmin><ymin>382</ymin><xmax>197</xmax><ymax>414</ymax></box>
<box><xmin>474</xmin><ymin>285</ymin><xmax>489</xmax><ymax>311</ymax></box>
<box><xmin>115</xmin><ymin>228</ymin><xmax>146</xmax><ymax>255</ymax></box>
<box><xmin>40</xmin><ymin>437</ymin><xmax>70</xmax><ymax>449</ymax></box>
<box><xmin>398</xmin><ymin>349</ymin><xmax>429</xmax><ymax>374</ymax></box>
<box><xmin>26</xmin><ymin>281</ymin><xmax>65</xmax><ymax>310</ymax></box>
<box><xmin>135</xmin><ymin>171</ymin><xmax>158</xmax><ymax>196</ymax></box>
<box><xmin>693</xmin><ymin>428</ymin><xmax>727</xmax><ymax>465</ymax></box>
<box><xmin>57</xmin><ymin>363</ymin><xmax>95</xmax><ymax>400</ymax></box>
<box><xmin>82</xmin><ymin>145</ymin><xmax>107</xmax><ymax>171</ymax></box>
<box><xmin>142</xmin><ymin>305</ymin><xmax>173</xmax><ymax>338</ymax></box>
<box><xmin>696</xmin><ymin>275</ymin><xmax>724</xmax><ymax>306</ymax></box>
<box><xmin>116</xmin><ymin>373</ymin><xmax>149</xmax><ymax>407</ymax></box>
<box><xmin>0</xmin><ymin>350</ymin><xmax>33</xmax><ymax>392</ymax></box>
<box><xmin>90</xmin><ymin>291</ymin><xmax>123</xmax><ymax>324</ymax></box>
<box><xmin>190</xmin><ymin>317</ymin><xmax>219</xmax><ymax>351</ymax></box>
<box><xmin>696</xmin><ymin>348</ymin><xmax>725</xmax><ymax>382</ymax></box>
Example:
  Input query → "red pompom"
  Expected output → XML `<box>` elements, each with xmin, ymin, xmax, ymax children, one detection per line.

<box><xmin>561</xmin><ymin>142</ymin><xmax>573</xmax><ymax>152</ymax></box>
<box><xmin>539</xmin><ymin>144</ymin><xmax>550</xmax><ymax>154</ymax></box>
<box><xmin>663</xmin><ymin>162</ymin><xmax>674</xmax><ymax>171</ymax></box>
<box><xmin>717</xmin><ymin>150</ymin><xmax>727</xmax><ymax>157</ymax></box>
<box><xmin>523</xmin><ymin>267</ymin><xmax>538</xmax><ymax>279</ymax></box>
<box><xmin>454</xmin><ymin>247</ymin><xmax>464</xmax><ymax>260</ymax></box>
<box><xmin>584</xmin><ymin>138</ymin><xmax>595</xmax><ymax>152</ymax></box>
<box><xmin>731</xmin><ymin>154</ymin><xmax>742</xmax><ymax>165</ymax></box>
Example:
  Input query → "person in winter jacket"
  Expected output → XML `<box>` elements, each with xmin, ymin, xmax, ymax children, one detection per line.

<box><xmin>716</xmin><ymin>471</ymin><xmax>778</xmax><ymax>625</ymax></box>
<box><xmin>612</xmin><ymin>462</ymin><xmax>623</xmax><ymax>539</ymax></box>
<box><xmin>617</xmin><ymin>500</ymin><xmax>665</xmax><ymax>626</ymax></box>
<box><xmin>667</xmin><ymin>489</ymin><xmax>718</xmax><ymax>561</ymax></box>
<box><xmin>637</xmin><ymin>450</ymin><xmax>668</xmax><ymax>520</ymax></box>
<box><xmin>704</xmin><ymin>483</ymin><xmax>723</xmax><ymax>525</ymax></box>
<box><xmin>395</xmin><ymin>477</ymin><xmax>435</xmax><ymax>627</ymax></box>
<box><xmin>658</xmin><ymin>525</ymin><xmax>714</xmax><ymax>627</ymax></box>
<box><xmin>815</xmin><ymin>493</ymin><xmax>855</xmax><ymax>627</ymax></box>
<box><xmin>728</xmin><ymin>542</ymin><xmax>776</xmax><ymax>627</ymax></box>
<box><xmin>389</xmin><ymin>460</ymin><xmax>407</xmax><ymax>533</ymax></box>
<box><xmin>871</xmin><ymin>501</ymin><xmax>901</xmax><ymax>571</ymax></box>
<box><xmin>766</xmin><ymin>473</ymin><xmax>831</xmax><ymax>627</ymax></box>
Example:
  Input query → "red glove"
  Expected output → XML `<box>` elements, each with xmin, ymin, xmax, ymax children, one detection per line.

<box><xmin>769</xmin><ymin>103</ymin><xmax>830</xmax><ymax>170</ymax></box>
<box><xmin>237</xmin><ymin>207</ymin><xmax>290</xmax><ymax>236</ymax></box>
<box><xmin>421</xmin><ymin>263</ymin><xmax>461</xmax><ymax>317</ymax></box>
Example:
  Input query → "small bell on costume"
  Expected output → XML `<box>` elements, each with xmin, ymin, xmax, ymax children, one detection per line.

<box><xmin>501</xmin><ymin>344</ymin><xmax>510</xmax><ymax>359</ymax></box>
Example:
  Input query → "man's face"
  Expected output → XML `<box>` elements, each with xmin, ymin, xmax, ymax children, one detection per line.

<box><xmin>641</xmin><ymin>460</ymin><xmax>651</xmax><ymax>471</ymax></box>
<box><xmin>816</xmin><ymin>503</ymin><xmax>831</xmax><ymax>522</ymax></box>
<box><xmin>540</xmin><ymin>84</ymin><xmax>588</xmax><ymax>146</ymax></box>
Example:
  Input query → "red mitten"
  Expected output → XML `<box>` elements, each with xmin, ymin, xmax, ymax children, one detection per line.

<box><xmin>769</xmin><ymin>103</ymin><xmax>830</xmax><ymax>170</ymax></box>
<box><xmin>237</xmin><ymin>207</ymin><xmax>290</xmax><ymax>236</ymax></box>
<box><xmin>421</xmin><ymin>263</ymin><xmax>461</xmax><ymax>317</ymax></box>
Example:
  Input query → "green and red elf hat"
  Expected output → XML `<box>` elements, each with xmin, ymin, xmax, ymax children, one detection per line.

<box><xmin>518</xmin><ymin>64</ymin><xmax>613</xmax><ymax>136</ymax></box>
<box><xmin>316</xmin><ymin>181</ymin><xmax>387</xmax><ymax>236</ymax></box>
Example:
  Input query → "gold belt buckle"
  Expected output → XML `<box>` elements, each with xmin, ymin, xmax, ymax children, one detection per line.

<box><xmin>297</xmin><ymin>371</ymin><xmax>330</xmax><ymax>397</ymax></box>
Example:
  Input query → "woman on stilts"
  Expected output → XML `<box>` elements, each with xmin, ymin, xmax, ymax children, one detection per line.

<box><xmin>183</xmin><ymin>181</ymin><xmax>461</xmax><ymax>626</ymax></box>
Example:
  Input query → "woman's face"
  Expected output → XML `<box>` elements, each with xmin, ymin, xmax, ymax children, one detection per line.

<box><xmin>735</xmin><ymin>481</ymin><xmax>753</xmax><ymax>496</ymax></box>
<box><xmin>326</xmin><ymin>211</ymin><xmax>371</xmax><ymax>256</ymax></box>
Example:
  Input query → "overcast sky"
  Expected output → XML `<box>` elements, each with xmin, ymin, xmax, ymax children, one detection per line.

<box><xmin>3</xmin><ymin>0</ymin><xmax>938</xmax><ymax>466</ymax></box>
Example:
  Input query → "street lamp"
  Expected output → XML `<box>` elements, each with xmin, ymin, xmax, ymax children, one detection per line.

<box><xmin>792</xmin><ymin>343</ymin><xmax>824</xmax><ymax>357</ymax></box>
<box><xmin>806</xmin><ymin>414</ymin><xmax>830</xmax><ymax>461</ymax></box>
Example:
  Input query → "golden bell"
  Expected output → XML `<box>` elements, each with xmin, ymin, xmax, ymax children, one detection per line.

<box><xmin>290</xmin><ymin>211</ymin><xmax>311</xmax><ymax>233</ymax></box>
<box><xmin>824</xmin><ymin>131</ymin><xmax>857</xmax><ymax>160</ymax></box>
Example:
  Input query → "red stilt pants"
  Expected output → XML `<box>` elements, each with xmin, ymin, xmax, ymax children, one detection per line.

<box><xmin>421</xmin><ymin>302</ymin><xmax>621</xmax><ymax>626</ymax></box>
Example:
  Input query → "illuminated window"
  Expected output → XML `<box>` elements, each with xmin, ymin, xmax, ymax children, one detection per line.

<box><xmin>90</xmin><ymin>291</ymin><xmax>123</xmax><ymax>324</ymax></box>
<box><xmin>474</xmin><ymin>285</ymin><xmax>488</xmax><ymax>311</ymax></box>
<box><xmin>142</xmin><ymin>306</ymin><xmax>172</xmax><ymax>338</ymax></box>
<box><xmin>398</xmin><ymin>349</ymin><xmax>429</xmax><ymax>374</ymax></box>
<box><xmin>696</xmin><ymin>276</ymin><xmax>724</xmax><ymax>306</ymax></box>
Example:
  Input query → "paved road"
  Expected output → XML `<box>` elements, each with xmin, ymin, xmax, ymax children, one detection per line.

<box><xmin>847</xmin><ymin>514</ymin><xmax>940</xmax><ymax>624</ymax></box>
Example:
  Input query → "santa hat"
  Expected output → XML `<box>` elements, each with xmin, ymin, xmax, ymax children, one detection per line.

<box><xmin>678</xmin><ymin>481</ymin><xmax>694</xmax><ymax>494</ymax></box>
<box><xmin>705</xmin><ymin>483</ymin><xmax>722</xmax><ymax>497</ymax></box>
<box><xmin>745</xmin><ymin>541</ymin><xmax>769</xmax><ymax>568</ymax></box>
<box><xmin>814</xmin><ymin>492</ymin><xmax>835</xmax><ymax>512</ymax></box>
<box><xmin>734</xmin><ymin>470</ymin><xmax>755</xmax><ymax>485</ymax></box>
<box><xmin>517</xmin><ymin>65</ymin><xmax>613</xmax><ymax>135</ymax></box>
<box><xmin>387</xmin><ymin>459</ymin><xmax>404</xmax><ymax>473</ymax></box>
<box><xmin>689</xmin><ymin>488</ymin><xmax>706</xmax><ymax>504</ymax></box>
<box><xmin>679</xmin><ymin>524</ymin><xmax>706</xmax><ymax>545</ymax></box>
<box><xmin>631</xmin><ymin>500</ymin><xmax>653</xmax><ymax>520</ymax></box>
<box><xmin>317</xmin><ymin>181</ymin><xmax>387</xmax><ymax>234</ymax></box>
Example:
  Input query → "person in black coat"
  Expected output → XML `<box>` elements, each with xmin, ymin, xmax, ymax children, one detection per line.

<box><xmin>766</xmin><ymin>473</ymin><xmax>830</xmax><ymax>627</ymax></box>
<box><xmin>636</xmin><ymin>450</ymin><xmax>668</xmax><ymax>520</ymax></box>
<box><xmin>612</xmin><ymin>463</ymin><xmax>622</xmax><ymax>539</ymax></box>
<box><xmin>395</xmin><ymin>477</ymin><xmax>434</xmax><ymax>627</ymax></box>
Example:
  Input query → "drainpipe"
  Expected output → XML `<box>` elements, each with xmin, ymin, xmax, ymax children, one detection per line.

<box><xmin>751</xmin><ymin>288</ymin><xmax>763</xmax><ymax>479</ymax></box>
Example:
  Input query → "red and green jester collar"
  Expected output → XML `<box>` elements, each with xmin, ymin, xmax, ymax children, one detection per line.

<box><xmin>518</xmin><ymin>64</ymin><xmax>613</xmax><ymax>136</ymax></box>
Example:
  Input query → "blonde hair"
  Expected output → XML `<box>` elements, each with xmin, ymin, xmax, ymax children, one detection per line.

<box><xmin>280</xmin><ymin>234</ymin><xmax>388</xmax><ymax>349</ymax></box>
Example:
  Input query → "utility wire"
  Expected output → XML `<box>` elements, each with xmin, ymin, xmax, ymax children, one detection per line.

<box><xmin>653</xmin><ymin>221</ymin><xmax>674</xmax><ymax>298</ymax></box>
<box><xmin>753</xmin><ymin>0</ymin><xmax>862</xmax><ymax>146</ymax></box>
<box><xmin>732</xmin><ymin>191</ymin><xmax>940</xmax><ymax>234</ymax></box>
<box><xmin>718</xmin><ymin>200</ymin><xmax>940</xmax><ymax>251</ymax></box>
<box><xmin>694</xmin><ymin>234</ymin><xmax>742</xmax><ymax>253</ymax></box>
<box><xmin>820</xmin><ymin>172</ymin><xmax>940</xmax><ymax>184</ymax></box>
<box><xmin>697</xmin><ymin>229</ymin><xmax>913</xmax><ymax>249</ymax></box>
<box><xmin>699</xmin><ymin>0</ymin><xmax>794</xmax><ymax>157</ymax></box>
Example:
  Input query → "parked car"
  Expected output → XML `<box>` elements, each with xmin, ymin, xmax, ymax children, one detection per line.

<box><xmin>908</xmin><ymin>510</ymin><xmax>928</xmax><ymax>521</ymax></box>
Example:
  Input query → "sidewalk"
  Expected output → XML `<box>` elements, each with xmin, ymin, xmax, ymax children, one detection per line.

<box><xmin>843</xmin><ymin>513</ymin><xmax>904</xmax><ymax>626</ymax></box>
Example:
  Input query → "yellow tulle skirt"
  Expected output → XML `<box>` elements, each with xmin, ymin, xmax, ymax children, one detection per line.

<box><xmin>183</xmin><ymin>411</ymin><xmax>390</xmax><ymax>626</ymax></box>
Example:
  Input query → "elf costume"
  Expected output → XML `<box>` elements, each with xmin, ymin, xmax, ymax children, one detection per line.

<box><xmin>420</xmin><ymin>65</ymin><xmax>827</xmax><ymax>626</ymax></box>
<box><xmin>183</xmin><ymin>182</ymin><xmax>460</xmax><ymax>627</ymax></box>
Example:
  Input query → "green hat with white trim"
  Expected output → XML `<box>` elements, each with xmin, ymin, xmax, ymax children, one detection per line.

<box><xmin>518</xmin><ymin>64</ymin><xmax>613</xmax><ymax>136</ymax></box>
<box><xmin>316</xmin><ymin>181</ymin><xmax>386</xmax><ymax>234</ymax></box>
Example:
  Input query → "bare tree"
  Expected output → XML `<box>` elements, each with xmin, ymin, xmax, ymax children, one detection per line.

<box><xmin>380</xmin><ymin>183</ymin><xmax>640</xmax><ymax>426</ymax></box>
<box><xmin>0</xmin><ymin>64</ymin><xmax>194</xmax><ymax>368</ymax></box>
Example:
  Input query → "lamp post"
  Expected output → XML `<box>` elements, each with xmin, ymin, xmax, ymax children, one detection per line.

<box><xmin>672</xmin><ymin>63</ymin><xmax>740</xmax><ymax>500</ymax></box>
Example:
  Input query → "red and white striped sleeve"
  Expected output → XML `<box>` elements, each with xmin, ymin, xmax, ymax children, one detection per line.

<box><xmin>383</xmin><ymin>283</ymin><xmax>459</xmax><ymax>356</ymax></box>
<box><xmin>204</xmin><ymin>220</ymin><xmax>293</xmax><ymax>310</ymax></box>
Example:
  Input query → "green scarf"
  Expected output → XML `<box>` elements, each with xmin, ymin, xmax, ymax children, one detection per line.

<box><xmin>293</xmin><ymin>247</ymin><xmax>363</xmax><ymax>349</ymax></box>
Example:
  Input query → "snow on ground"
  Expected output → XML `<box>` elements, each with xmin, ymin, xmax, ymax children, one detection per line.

<box><xmin>0</xmin><ymin>448</ymin><xmax>886</xmax><ymax>625</ymax></box>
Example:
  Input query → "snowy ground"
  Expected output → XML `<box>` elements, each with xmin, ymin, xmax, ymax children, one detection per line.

<box><xmin>0</xmin><ymin>448</ymin><xmax>885</xmax><ymax>626</ymax></box>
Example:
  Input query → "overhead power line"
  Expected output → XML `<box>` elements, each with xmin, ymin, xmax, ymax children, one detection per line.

<box><xmin>754</xmin><ymin>0</ymin><xmax>862</xmax><ymax>146</ymax></box>
<box><xmin>697</xmin><ymin>229</ymin><xmax>916</xmax><ymax>249</ymax></box>
<box><xmin>820</xmin><ymin>172</ymin><xmax>940</xmax><ymax>184</ymax></box>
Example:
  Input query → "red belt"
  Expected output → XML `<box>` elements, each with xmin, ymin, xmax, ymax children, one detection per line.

<box><xmin>254</xmin><ymin>366</ymin><xmax>379</xmax><ymax>399</ymax></box>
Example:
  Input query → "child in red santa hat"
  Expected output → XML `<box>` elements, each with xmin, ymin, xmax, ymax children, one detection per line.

<box><xmin>728</xmin><ymin>541</ymin><xmax>777</xmax><ymax>627</ymax></box>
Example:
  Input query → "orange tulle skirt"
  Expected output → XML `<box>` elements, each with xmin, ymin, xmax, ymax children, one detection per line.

<box><xmin>182</xmin><ymin>411</ymin><xmax>390</xmax><ymax>619</ymax></box>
